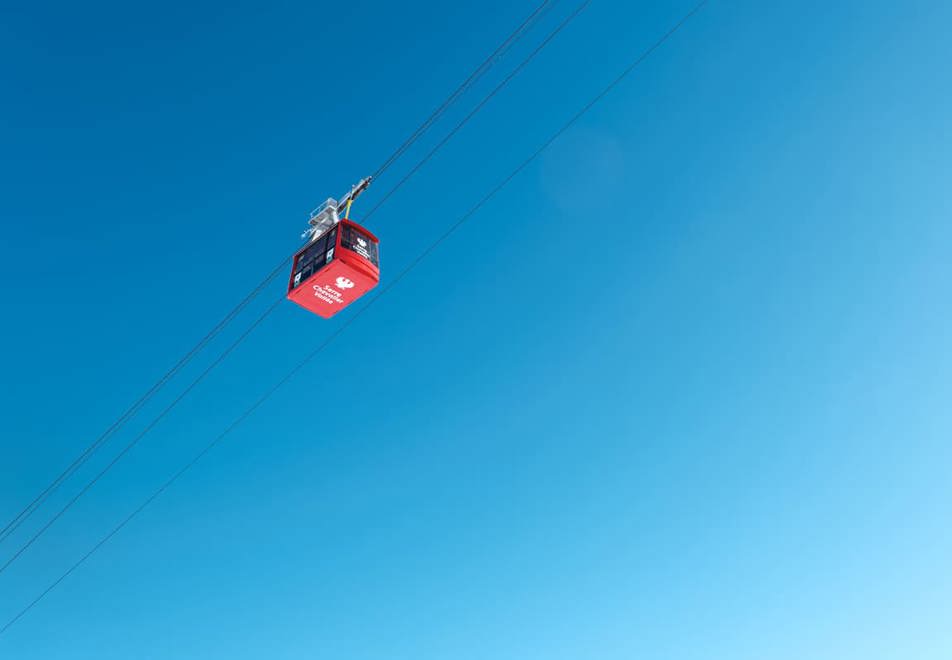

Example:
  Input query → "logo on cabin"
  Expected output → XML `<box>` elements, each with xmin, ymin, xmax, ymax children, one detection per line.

<box><xmin>335</xmin><ymin>276</ymin><xmax>355</xmax><ymax>290</ymax></box>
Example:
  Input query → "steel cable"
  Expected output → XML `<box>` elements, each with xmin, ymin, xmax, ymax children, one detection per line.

<box><xmin>371</xmin><ymin>0</ymin><xmax>554</xmax><ymax>179</ymax></box>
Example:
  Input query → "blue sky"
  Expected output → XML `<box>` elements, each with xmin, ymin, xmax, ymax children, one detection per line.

<box><xmin>2</xmin><ymin>0</ymin><xmax>951</xmax><ymax>657</ymax></box>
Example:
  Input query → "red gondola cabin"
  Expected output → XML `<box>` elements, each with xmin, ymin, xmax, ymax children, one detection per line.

<box><xmin>287</xmin><ymin>219</ymin><xmax>380</xmax><ymax>318</ymax></box>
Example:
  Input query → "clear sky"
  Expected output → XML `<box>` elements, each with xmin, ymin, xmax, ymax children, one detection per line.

<box><xmin>2</xmin><ymin>0</ymin><xmax>951</xmax><ymax>657</ymax></box>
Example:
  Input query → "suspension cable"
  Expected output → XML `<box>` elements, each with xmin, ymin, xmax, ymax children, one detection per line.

<box><xmin>371</xmin><ymin>0</ymin><xmax>554</xmax><ymax>179</ymax></box>
<box><xmin>0</xmin><ymin>297</ymin><xmax>284</xmax><ymax>577</ymax></box>
<box><xmin>365</xmin><ymin>0</ymin><xmax>590</xmax><ymax>220</ymax></box>
<box><xmin>0</xmin><ymin>256</ymin><xmax>290</xmax><ymax>548</ymax></box>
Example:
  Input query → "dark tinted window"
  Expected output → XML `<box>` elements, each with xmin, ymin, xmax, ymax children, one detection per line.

<box><xmin>295</xmin><ymin>242</ymin><xmax>320</xmax><ymax>269</ymax></box>
<box><xmin>291</xmin><ymin>227</ymin><xmax>338</xmax><ymax>289</ymax></box>
<box><xmin>340</xmin><ymin>224</ymin><xmax>379</xmax><ymax>266</ymax></box>
<box><xmin>312</xmin><ymin>235</ymin><xmax>326</xmax><ymax>256</ymax></box>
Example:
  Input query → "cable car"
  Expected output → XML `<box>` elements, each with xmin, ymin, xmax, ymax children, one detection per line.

<box><xmin>287</xmin><ymin>178</ymin><xmax>380</xmax><ymax>318</ymax></box>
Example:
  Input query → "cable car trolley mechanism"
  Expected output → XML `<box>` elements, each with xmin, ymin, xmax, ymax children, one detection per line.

<box><xmin>287</xmin><ymin>177</ymin><xmax>380</xmax><ymax>318</ymax></box>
